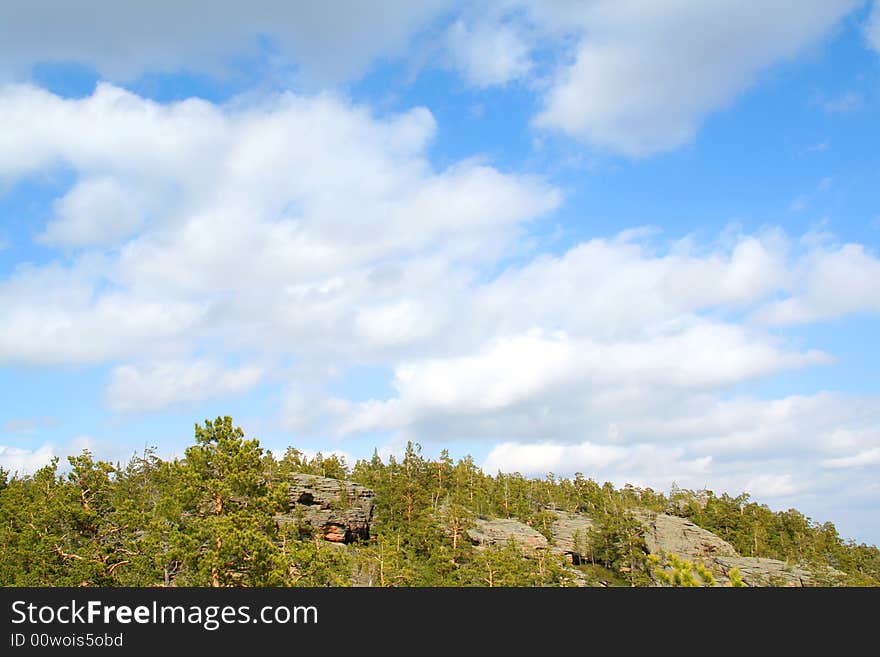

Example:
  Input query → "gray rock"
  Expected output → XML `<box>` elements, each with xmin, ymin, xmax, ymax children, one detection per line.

<box><xmin>636</xmin><ymin>511</ymin><xmax>738</xmax><ymax>560</ymax></box>
<box><xmin>549</xmin><ymin>511</ymin><xmax>594</xmax><ymax>563</ymax></box>
<box><xmin>713</xmin><ymin>556</ymin><xmax>808</xmax><ymax>586</ymax></box>
<box><xmin>275</xmin><ymin>473</ymin><xmax>375</xmax><ymax>543</ymax></box>
<box><xmin>538</xmin><ymin>508</ymin><xmax>836</xmax><ymax>586</ymax></box>
<box><xmin>712</xmin><ymin>556</ymin><xmax>841</xmax><ymax>587</ymax></box>
<box><xmin>636</xmin><ymin>511</ymin><xmax>845</xmax><ymax>586</ymax></box>
<box><xmin>467</xmin><ymin>517</ymin><xmax>549</xmax><ymax>552</ymax></box>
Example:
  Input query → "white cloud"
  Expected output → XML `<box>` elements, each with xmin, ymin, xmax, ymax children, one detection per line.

<box><xmin>0</xmin><ymin>444</ymin><xmax>55</xmax><ymax>474</ymax></box>
<box><xmin>757</xmin><ymin>243</ymin><xmax>880</xmax><ymax>325</ymax></box>
<box><xmin>340</xmin><ymin>326</ymin><xmax>830</xmax><ymax>437</ymax></box>
<box><xmin>484</xmin><ymin>441</ymin><xmax>631</xmax><ymax>475</ymax></box>
<box><xmin>740</xmin><ymin>473</ymin><xmax>802</xmax><ymax>498</ymax></box>
<box><xmin>466</xmin><ymin>231</ymin><xmax>793</xmax><ymax>338</ymax></box>
<box><xmin>355</xmin><ymin>300</ymin><xmax>436</xmax><ymax>348</ymax></box>
<box><xmin>823</xmin><ymin>91</ymin><xmax>864</xmax><ymax>114</ymax></box>
<box><xmin>0</xmin><ymin>269</ymin><xmax>205</xmax><ymax>365</ymax></box>
<box><xmin>105</xmin><ymin>360</ymin><xmax>264</xmax><ymax>413</ymax></box>
<box><xmin>0</xmin><ymin>83</ymin><xmax>559</xmax><ymax>366</ymax></box>
<box><xmin>480</xmin><ymin>393</ymin><xmax>880</xmax><ymax>500</ymax></box>
<box><xmin>867</xmin><ymin>1</ymin><xmax>880</xmax><ymax>52</ymax></box>
<box><xmin>482</xmin><ymin>440</ymin><xmax>713</xmax><ymax>493</ymax></box>
<box><xmin>280</xmin><ymin>387</ymin><xmax>354</xmax><ymax>433</ymax></box>
<box><xmin>0</xmin><ymin>1</ymin><xmax>452</xmax><ymax>84</ymax></box>
<box><xmin>297</xmin><ymin>448</ymin><xmax>356</xmax><ymax>468</ymax></box>
<box><xmin>0</xmin><ymin>436</ymin><xmax>148</xmax><ymax>475</ymax></box>
<box><xmin>0</xmin><ymin>2</ymin><xmax>862</xmax><ymax>159</ymax></box>
<box><xmin>38</xmin><ymin>177</ymin><xmax>152</xmax><ymax>247</ymax></box>
<box><xmin>529</xmin><ymin>0</ymin><xmax>858</xmax><ymax>155</ymax></box>
<box><xmin>823</xmin><ymin>447</ymin><xmax>880</xmax><ymax>469</ymax></box>
<box><xmin>444</xmin><ymin>18</ymin><xmax>532</xmax><ymax>87</ymax></box>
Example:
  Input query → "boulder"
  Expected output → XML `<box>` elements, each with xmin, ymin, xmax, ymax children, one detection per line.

<box><xmin>275</xmin><ymin>473</ymin><xmax>375</xmax><ymax>543</ymax></box>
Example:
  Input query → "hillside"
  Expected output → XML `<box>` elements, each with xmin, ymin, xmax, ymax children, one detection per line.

<box><xmin>1</xmin><ymin>416</ymin><xmax>877</xmax><ymax>587</ymax></box>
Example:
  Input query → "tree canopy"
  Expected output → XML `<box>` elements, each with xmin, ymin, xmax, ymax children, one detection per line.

<box><xmin>1</xmin><ymin>416</ymin><xmax>877</xmax><ymax>587</ymax></box>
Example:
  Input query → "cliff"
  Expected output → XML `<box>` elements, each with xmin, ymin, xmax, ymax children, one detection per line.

<box><xmin>275</xmin><ymin>473</ymin><xmax>375</xmax><ymax>543</ymax></box>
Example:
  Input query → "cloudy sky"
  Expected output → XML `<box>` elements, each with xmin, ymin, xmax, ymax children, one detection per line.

<box><xmin>1</xmin><ymin>1</ymin><xmax>879</xmax><ymax>543</ymax></box>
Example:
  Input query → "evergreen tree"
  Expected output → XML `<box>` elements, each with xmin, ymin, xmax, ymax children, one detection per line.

<box><xmin>1</xmin><ymin>413</ymin><xmax>878</xmax><ymax>587</ymax></box>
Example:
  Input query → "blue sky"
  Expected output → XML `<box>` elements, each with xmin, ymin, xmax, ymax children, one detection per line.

<box><xmin>1</xmin><ymin>1</ymin><xmax>879</xmax><ymax>544</ymax></box>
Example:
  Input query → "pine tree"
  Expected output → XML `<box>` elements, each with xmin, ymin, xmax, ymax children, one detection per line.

<box><xmin>174</xmin><ymin>417</ymin><xmax>287</xmax><ymax>586</ymax></box>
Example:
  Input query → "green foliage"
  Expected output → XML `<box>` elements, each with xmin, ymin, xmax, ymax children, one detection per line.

<box><xmin>649</xmin><ymin>553</ymin><xmax>716</xmax><ymax>587</ymax></box>
<box><xmin>585</xmin><ymin>510</ymin><xmax>650</xmax><ymax>585</ymax></box>
<box><xmin>462</xmin><ymin>538</ymin><xmax>573</xmax><ymax>587</ymax></box>
<box><xmin>665</xmin><ymin>487</ymin><xmax>880</xmax><ymax>584</ymax></box>
<box><xmin>1</xmin><ymin>415</ymin><xmax>877</xmax><ymax>587</ymax></box>
<box><xmin>726</xmin><ymin>567</ymin><xmax>745</xmax><ymax>587</ymax></box>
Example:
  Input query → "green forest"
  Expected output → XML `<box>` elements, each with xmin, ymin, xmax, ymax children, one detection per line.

<box><xmin>1</xmin><ymin>416</ymin><xmax>878</xmax><ymax>587</ymax></box>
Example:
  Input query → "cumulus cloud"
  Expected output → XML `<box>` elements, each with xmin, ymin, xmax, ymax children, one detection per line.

<box><xmin>0</xmin><ymin>83</ymin><xmax>559</xmax><ymax>367</ymax></box>
<box><xmin>443</xmin><ymin>18</ymin><xmax>532</xmax><ymax>87</ymax></box>
<box><xmin>0</xmin><ymin>269</ymin><xmax>205</xmax><ymax>365</ymax></box>
<box><xmin>528</xmin><ymin>0</ymin><xmax>858</xmax><ymax>155</ymax></box>
<box><xmin>280</xmin><ymin>387</ymin><xmax>354</xmax><ymax>433</ymax></box>
<box><xmin>482</xmin><ymin>441</ymin><xmax>702</xmax><ymax>480</ymax></box>
<box><xmin>0</xmin><ymin>0</ymin><xmax>452</xmax><ymax>83</ymax></box>
<box><xmin>0</xmin><ymin>444</ymin><xmax>55</xmax><ymax>474</ymax></box>
<box><xmin>0</xmin><ymin>2</ymin><xmax>863</xmax><ymax>158</ymax></box>
<box><xmin>339</xmin><ymin>327</ymin><xmax>831</xmax><ymax>438</ymax></box>
<box><xmin>481</xmin><ymin>440</ymin><xmax>811</xmax><ymax>501</ymax></box>
<box><xmin>0</xmin><ymin>436</ymin><xmax>146</xmax><ymax>475</ymax></box>
<box><xmin>38</xmin><ymin>177</ymin><xmax>154</xmax><ymax>247</ymax></box>
<box><xmin>756</xmin><ymin>243</ymin><xmax>880</xmax><ymax>325</ymax></box>
<box><xmin>105</xmin><ymin>360</ymin><xmax>264</xmax><ymax>413</ymax></box>
<box><xmin>480</xmin><ymin>392</ymin><xmax>880</xmax><ymax>500</ymax></box>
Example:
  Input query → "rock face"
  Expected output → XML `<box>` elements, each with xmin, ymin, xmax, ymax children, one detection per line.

<box><xmin>467</xmin><ymin>517</ymin><xmax>549</xmax><ymax>553</ymax></box>
<box><xmin>636</xmin><ymin>511</ymin><xmax>738</xmax><ymax>560</ymax></box>
<box><xmin>542</xmin><ymin>508</ymin><xmax>834</xmax><ymax>586</ymax></box>
<box><xmin>549</xmin><ymin>511</ymin><xmax>594</xmax><ymax>564</ymax></box>
<box><xmin>276</xmin><ymin>473</ymin><xmax>375</xmax><ymax>543</ymax></box>
<box><xmin>635</xmin><ymin>511</ymin><xmax>841</xmax><ymax>586</ymax></box>
<box><xmin>713</xmin><ymin>556</ymin><xmax>813</xmax><ymax>587</ymax></box>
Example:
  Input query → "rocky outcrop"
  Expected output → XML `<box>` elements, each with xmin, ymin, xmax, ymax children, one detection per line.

<box><xmin>542</xmin><ymin>508</ymin><xmax>836</xmax><ymax>586</ymax></box>
<box><xmin>466</xmin><ymin>515</ymin><xmax>599</xmax><ymax>586</ymax></box>
<box><xmin>546</xmin><ymin>509</ymin><xmax>737</xmax><ymax>566</ymax></box>
<box><xmin>549</xmin><ymin>511</ymin><xmax>594</xmax><ymax>564</ymax></box>
<box><xmin>636</xmin><ymin>511</ymin><xmax>738</xmax><ymax>560</ymax></box>
<box><xmin>467</xmin><ymin>517</ymin><xmax>549</xmax><ymax>553</ymax></box>
<box><xmin>271</xmin><ymin>473</ymin><xmax>844</xmax><ymax>586</ymax></box>
<box><xmin>275</xmin><ymin>473</ymin><xmax>374</xmax><ymax>543</ymax></box>
<box><xmin>713</xmin><ymin>556</ymin><xmax>813</xmax><ymax>587</ymax></box>
<box><xmin>636</xmin><ymin>511</ymin><xmax>844</xmax><ymax>586</ymax></box>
